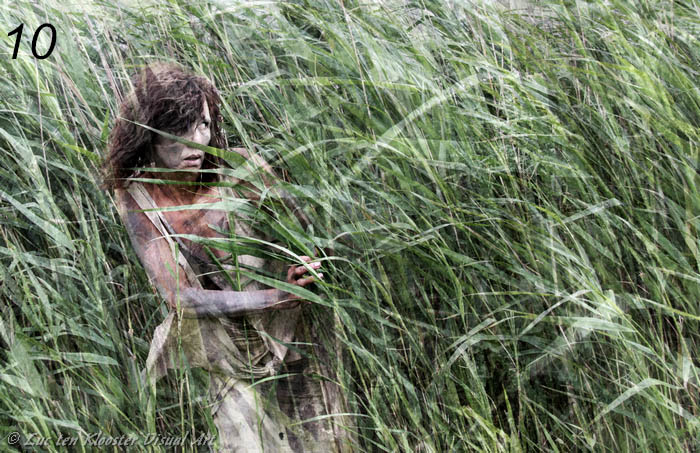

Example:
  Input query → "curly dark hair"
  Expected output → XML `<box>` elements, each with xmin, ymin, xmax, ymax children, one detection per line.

<box><xmin>101</xmin><ymin>62</ymin><xmax>227</xmax><ymax>190</ymax></box>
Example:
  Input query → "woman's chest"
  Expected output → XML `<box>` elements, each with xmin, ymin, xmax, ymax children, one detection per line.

<box><xmin>159</xmin><ymin>198</ymin><xmax>231</xmax><ymax>260</ymax></box>
<box><xmin>164</xmin><ymin>208</ymin><xmax>227</xmax><ymax>238</ymax></box>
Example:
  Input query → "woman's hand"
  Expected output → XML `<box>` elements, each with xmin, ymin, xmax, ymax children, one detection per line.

<box><xmin>272</xmin><ymin>256</ymin><xmax>323</xmax><ymax>310</ymax></box>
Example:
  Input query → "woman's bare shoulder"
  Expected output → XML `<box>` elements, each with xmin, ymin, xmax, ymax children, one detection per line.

<box><xmin>114</xmin><ymin>186</ymin><xmax>157</xmax><ymax>244</ymax></box>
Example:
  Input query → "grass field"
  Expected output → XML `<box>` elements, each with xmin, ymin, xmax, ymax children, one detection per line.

<box><xmin>0</xmin><ymin>0</ymin><xmax>698</xmax><ymax>451</ymax></box>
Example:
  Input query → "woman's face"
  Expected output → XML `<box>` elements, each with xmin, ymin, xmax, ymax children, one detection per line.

<box><xmin>151</xmin><ymin>98</ymin><xmax>211</xmax><ymax>180</ymax></box>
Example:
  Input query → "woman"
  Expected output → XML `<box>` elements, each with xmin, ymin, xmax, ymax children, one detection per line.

<box><xmin>102</xmin><ymin>63</ymin><xmax>351</xmax><ymax>452</ymax></box>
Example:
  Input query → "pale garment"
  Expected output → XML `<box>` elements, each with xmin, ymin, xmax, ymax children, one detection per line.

<box><xmin>117</xmin><ymin>176</ymin><xmax>354</xmax><ymax>452</ymax></box>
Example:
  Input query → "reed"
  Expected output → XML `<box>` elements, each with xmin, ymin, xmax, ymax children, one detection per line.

<box><xmin>0</xmin><ymin>0</ymin><xmax>697</xmax><ymax>451</ymax></box>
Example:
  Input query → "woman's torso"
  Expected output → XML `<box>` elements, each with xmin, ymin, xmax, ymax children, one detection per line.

<box><xmin>116</xmin><ymin>176</ymin><xmax>298</xmax><ymax>372</ymax></box>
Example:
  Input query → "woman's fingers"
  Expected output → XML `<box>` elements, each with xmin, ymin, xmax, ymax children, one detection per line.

<box><xmin>280</xmin><ymin>257</ymin><xmax>324</xmax><ymax>308</ymax></box>
<box><xmin>295</xmin><ymin>273</ymin><xmax>323</xmax><ymax>287</ymax></box>
<box><xmin>285</xmin><ymin>257</ymin><xmax>323</xmax><ymax>288</ymax></box>
<box><xmin>294</xmin><ymin>261</ymin><xmax>321</xmax><ymax>276</ymax></box>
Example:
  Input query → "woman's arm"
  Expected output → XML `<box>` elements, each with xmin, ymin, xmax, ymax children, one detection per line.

<box><xmin>116</xmin><ymin>188</ymin><xmax>320</xmax><ymax>318</ymax></box>
<box><xmin>179</xmin><ymin>259</ymin><xmax>319</xmax><ymax>317</ymax></box>
<box><xmin>151</xmin><ymin>256</ymin><xmax>319</xmax><ymax>318</ymax></box>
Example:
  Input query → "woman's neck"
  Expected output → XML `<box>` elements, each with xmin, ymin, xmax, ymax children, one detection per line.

<box><xmin>142</xmin><ymin>171</ymin><xmax>203</xmax><ymax>206</ymax></box>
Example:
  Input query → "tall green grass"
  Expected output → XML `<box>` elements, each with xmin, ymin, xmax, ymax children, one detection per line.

<box><xmin>0</xmin><ymin>0</ymin><xmax>698</xmax><ymax>451</ymax></box>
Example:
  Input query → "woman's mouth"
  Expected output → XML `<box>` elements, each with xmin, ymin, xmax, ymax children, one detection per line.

<box><xmin>182</xmin><ymin>155</ymin><xmax>203</xmax><ymax>166</ymax></box>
